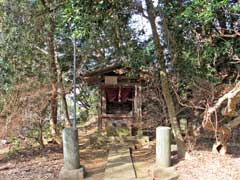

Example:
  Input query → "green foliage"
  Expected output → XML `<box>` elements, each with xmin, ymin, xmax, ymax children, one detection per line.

<box><xmin>169</xmin><ymin>0</ymin><xmax>240</xmax><ymax>84</ymax></box>
<box><xmin>125</xmin><ymin>40</ymin><xmax>155</xmax><ymax>72</ymax></box>
<box><xmin>0</xmin><ymin>57</ymin><xmax>14</xmax><ymax>92</ymax></box>
<box><xmin>77</xmin><ymin>87</ymin><xmax>98</xmax><ymax>123</ymax></box>
<box><xmin>7</xmin><ymin>136</ymin><xmax>21</xmax><ymax>157</ymax></box>
<box><xmin>61</xmin><ymin>0</ymin><xmax>137</xmax><ymax>70</ymax></box>
<box><xmin>87</xmin><ymin>88</ymin><xmax>98</xmax><ymax>114</ymax></box>
<box><xmin>0</xmin><ymin>0</ymin><xmax>50</xmax><ymax>84</ymax></box>
<box><xmin>24</xmin><ymin>122</ymin><xmax>47</xmax><ymax>146</ymax></box>
<box><xmin>182</xmin><ymin>0</ymin><xmax>229</xmax><ymax>24</ymax></box>
<box><xmin>61</xmin><ymin>0</ymin><xmax>131</xmax><ymax>38</ymax></box>
<box><xmin>107</xmin><ymin>126</ymin><xmax>130</xmax><ymax>137</ymax></box>
<box><xmin>79</xmin><ymin>110</ymin><xmax>89</xmax><ymax>123</ymax></box>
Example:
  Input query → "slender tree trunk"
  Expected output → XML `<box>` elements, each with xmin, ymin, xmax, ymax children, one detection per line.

<box><xmin>38</xmin><ymin>118</ymin><xmax>44</xmax><ymax>149</ymax></box>
<box><xmin>38</xmin><ymin>100</ymin><xmax>50</xmax><ymax>148</ymax></box>
<box><xmin>145</xmin><ymin>0</ymin><xmax>186</xmax><ymax>158</ymax></box>
<box><xmin>52</xmin><ymin>35</ymin><xmax>72</xmax><ymax>127</ymax></box>
<box><xmin>41</xmin><ymin>0</ymin><xmax>71</xmax><ymax>128</ymax></box>
<box><xmin>59</xmin><ymin>71</ymin><xmax>72</xmax><ymax>127</ymax></box>
<box><xmin>48</xmin><ymin>17</ymin><xmax>58</xmax><ymax>138</ymax></box>
<box><xmin>41</xmin><ymin>0</ymin><xmax>58</xmax><ymax>139</ymax></box>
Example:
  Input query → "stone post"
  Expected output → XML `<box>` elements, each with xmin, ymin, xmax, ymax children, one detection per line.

<box><xmin>63</xmin><ymin>128</ymin><xmax>80</xmax><ymax>169</ymax></box>
<box><xmin>59</xmin><ymin>128</ymin><xmax>83</xmax><ymax>180</ymax></box>
<box><xmin>156</xmin><ymin>126</ymin><xmax>171</xmax><ymax>167</ymax></box>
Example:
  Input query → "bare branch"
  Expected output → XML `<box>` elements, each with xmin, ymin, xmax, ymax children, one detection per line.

<box><xmin>34</xmin><ymin>46</ymin><xmax>48</xmax><ymax>55</ymax></box>
<box><xmin>217</xmin><ymin>28</ymin><xmax>240</xmax><ymax>38</ymax></box>
<box><xmin>172</xmin><ymin>85</ymin><xmax>205</xmax><ymax>110</ymax></box>
<box><xmin>203</xmin><ymin>82</ymin><xmax>240</xmax><ymax>144</ymax></box>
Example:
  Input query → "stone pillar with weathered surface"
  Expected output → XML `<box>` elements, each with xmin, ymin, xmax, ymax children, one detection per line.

<box><xmin>156</xmin><ymin>126</ymin><xmax>171</xmax><ymax>167</ymax></box>
<box><xmin>154</xmin><ymin>127</ymin><xmax>179</xmax><ymax>180</ymax></box>
<box><xmin>59</xmin><ymin>128</ymin><xmax>84</xmax><ymax>180</ymax></box>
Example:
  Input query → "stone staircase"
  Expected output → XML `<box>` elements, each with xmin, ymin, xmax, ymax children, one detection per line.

<box><xmin>104</xmin><ymin>145</ymin><xmax>153</xmax><ymax>180</ymax></box>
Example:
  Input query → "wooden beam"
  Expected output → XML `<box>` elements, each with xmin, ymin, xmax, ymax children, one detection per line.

<box><xmin>102</xmin><ymin>82</ymin><xmax>137</xmax><ymax>87</ymax></box>
<box><xmin>101</xmin><ymin>114</ymin><xmax>135</xmax><ymax>119</ymax></box>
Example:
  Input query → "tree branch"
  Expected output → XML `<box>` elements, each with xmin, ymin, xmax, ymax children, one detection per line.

<box><xmin>203</xmin><ymin>82</ymin><xmax>240</xmax><ymax>144</ymax></box>
<box><xmin>34</xmin><ymin>45</ymin><xmax>49</xmax><ymax>55</ymax></box>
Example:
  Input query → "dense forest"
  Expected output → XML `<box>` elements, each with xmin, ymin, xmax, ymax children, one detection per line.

<box><xmin>0</xmin><ymin>0</ymin><xmax>239</xmax><ymax>180</ymax></box>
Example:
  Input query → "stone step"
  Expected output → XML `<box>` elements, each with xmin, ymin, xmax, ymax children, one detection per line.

<box><xmin>104</xmin><ymin>147</ymin><xmax>136</xmax><ymax>180</ymax></box>
<box><xmin>134</xmin><ymin>177</ymin><xmax>153</xmax><ymax>180</ymax></box>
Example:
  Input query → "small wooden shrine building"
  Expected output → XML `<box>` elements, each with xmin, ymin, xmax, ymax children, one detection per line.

<box><xmin>82</xmin><ymin>61</ymin><xmax>143</xmax><ymax>133</ymax></box>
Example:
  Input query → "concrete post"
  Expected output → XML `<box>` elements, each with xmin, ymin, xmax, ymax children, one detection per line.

<box><xmin>156</xmin><ymin>126</ymin><xmax>171</xmax><ymax>167</ymax></box>
<box><xmin>63</xmin><ymin>128</ymin><xmax>80</xmax><ymax>169</ymax></box>
<box><xmin>59</xmin><ymin>128</ymin><xmax>83</xmax><ymax>180</ymax></box>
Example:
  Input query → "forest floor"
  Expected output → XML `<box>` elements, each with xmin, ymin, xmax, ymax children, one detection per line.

<box><xmin>0</xmin><ymin>124</ymin><xmax>240</xmax><ymax>180</ymax></box>
<box><xmin>176</xmin><ymin>142</ymin><xmax>240</xmax><ymax>180</ymax></box>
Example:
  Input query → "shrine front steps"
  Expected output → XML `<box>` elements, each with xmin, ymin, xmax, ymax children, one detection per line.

<box><xmin>104</xmin><ymin>147</ymin><xmax>136</xmax><ymax>180</ymax></box>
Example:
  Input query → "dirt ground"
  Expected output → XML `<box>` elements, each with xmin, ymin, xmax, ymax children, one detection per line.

<box><xmin>176</xmin><ymin>143</ymin><xmax>240</xmax><ymax>180</ymax></box>
<box><xmin>0</xmin><ymin>126</ymin><xmax>240</xmax><ymax>180</ymax></box>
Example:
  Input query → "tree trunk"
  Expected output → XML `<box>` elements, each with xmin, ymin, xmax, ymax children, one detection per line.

<box><xmin>145</xmin><ymin>0</ymin><xmax>186</xmax><ymax>158</ymax></box>
<box><xmin>52</xmin><ymin>36</ymin><xmax>72</xmax><ymax>127</ymax></box>
<box><xmin>38</xmin><ymin>118</ymin><xmax>44</xmax><ymax>149</ymax></box>
<box><xmin>59</xmin><ymin>71</ymin><xmax>72</xmax><ymax>127</ymax></box>
<box><xmin>160</xmin><ymin>72</ymin><xmax>186</xmax><ymax>157</ymax></box>
<box><xmin>39</xmin><ymin>0</ymin><xmax>70</xmax><ymax>142</ymax></box>
<box><xmin>48</xmin><ymin>17</ymin><xmax>58</xmax><ymax>138</ymax></box>
<box><xmin>38</xmin><ymin>100</ymin><xmax>50</xmax><ymax>148</ymax></box>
